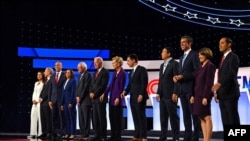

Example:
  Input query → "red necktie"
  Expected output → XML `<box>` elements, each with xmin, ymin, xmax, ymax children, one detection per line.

<box><xmin>219</xmin><ymin>56</ymin><xmax>225</xmax><ymax>68</ymax></box>
<box><xmin>95</xmin><ymin>71</ymin><xmax>99</xmax><ymax>78</ymax></box>
<box><xmin>55</xmin><ymin>73</ymin><xmax>59</xmax><ymax>84</ymax></box>
<box><xmin>217</xmin><ymin>56</ymin><xmax>225</xmax><ymax>81</ymax></box>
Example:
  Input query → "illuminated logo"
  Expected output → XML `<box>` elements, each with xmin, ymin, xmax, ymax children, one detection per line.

<box><xmin>139</xmin><ymin>0</ymin><xmax>250</xmax><ymax>30</ymax></box>
<box><xmin>147</xmin><ymin>79</ymin><xmax>159</xmax><ymax>94</ymax></box>
<box><xmin>238</xmin><ymin>75</ymin><xmax>250</xmax><ymax>103</ymax></box>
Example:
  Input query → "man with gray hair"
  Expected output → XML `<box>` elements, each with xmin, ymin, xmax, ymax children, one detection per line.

<box><xmin>90</xmin><ymin>57</ymin><xmax>109</xmax><ymax>141</ymax></box>
<box><xmin>76</xmin><ymin>62</ymin><xmax>92</xmax><ymax>140</ymax></box>
<box><xmin>39</xmin><ymin>67</ymin><xmax>53</xmax><ymax>139</ymax></box>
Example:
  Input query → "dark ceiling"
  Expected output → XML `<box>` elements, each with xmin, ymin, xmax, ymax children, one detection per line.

<box><xmin>14</xmin><ymin>0</ymin><xmax>169</xmax><ymax>34</ymax></box>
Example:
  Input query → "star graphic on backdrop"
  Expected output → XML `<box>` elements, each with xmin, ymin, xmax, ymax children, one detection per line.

<box><xmin>206</xmin><ymin>16</ymin><xmax>221</xmax><ymax>24</ymax></box>
<box><xmin>162</xmin><ymin>4</ymin><xmax>177</xmax><ymax>12</ymax></box>
<box><xmin>229</xmin><ymin>19</ymin><xmax>244</xmax><ymax>27</ymax></box>
<box><xmin>183</xmin><ymin>11</ymin><xmax>198</xmax><ymax>19</ymax></box>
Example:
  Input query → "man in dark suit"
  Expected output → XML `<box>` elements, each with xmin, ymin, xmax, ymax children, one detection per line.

<box><xmin>39</xmin><ymin>67</ymin><xmax>53</xmax><ymax>139</ymax></box>
<box><xmin>76</xmin><ymin>62</ymin><xmax>92</xmax><ymax>140</ymax></box>
<box><xmin>121</xmin><ymin>53</ymin><xmax>148</xmax><ymax>141</ymax></box>
<box><xmin>157</xmin><ymin>47</ymin><xmax>180</xmax><ymax>141</ymax></box>
<box><xmin>90</xmin><ymin>57</ymin><xmax>110</xmax><ymax>141</ymax></box>
<box><xmin>212</xmin><ymin>37</ymin><xmax>240</xmax><ymax>127</ymax></box>
<box><xmin>173</xmin><ymin>35</ymin><xmax>201</xmax><ymax>141</ymax></box>
<box><xmin>48</xmin><ymin>61</ymin><xmax>66</xmax><ymax>138</ymax></box>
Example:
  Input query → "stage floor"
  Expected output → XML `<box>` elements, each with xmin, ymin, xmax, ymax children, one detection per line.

<box><xmin>0</xmin><ymin>131</ymin><xmax>224</xmax><ymax>141</ymax></box>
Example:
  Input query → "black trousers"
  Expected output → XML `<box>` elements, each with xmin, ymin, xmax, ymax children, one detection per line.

<box><xmin>159</xmin><ymin>98</ymin><xmax>180</xmax><ymax>140</ymax></box>
<box><xmin>51</xmin><ymin>102</ymin><xmax>65</xmax><ymax>135</ymax></box>
<box><xmin>130</xmin><ymin>100</ymin><xmax>147</xmax><ymax>139</ymax></box>
<box><xmin>219</xmin><ymin>98</ymin><xmax>240</xmax><ymax>126</ymax></box>
<box><xmin>92</xmin><ymin>102</ymin><xmax>107</xmax><ymax>139</ymax></box>
<box><xmin>180</xmin><ymin>94</ymin><xmax>200</xmax><ymax>141</ymax></box>
<box><xmin>78</xmin><ymin>104</ymin><xmax>91</xmax><ymax>137</ymax></box>
<box><xmin>109</xmin><ymin>105</ymin><xmax>123</xmax><ymax>140</ymax></box>
<box><xmin>40</xmin><ymin>105</ymin><xmax>51</xmax><ymax>135</ymax></box>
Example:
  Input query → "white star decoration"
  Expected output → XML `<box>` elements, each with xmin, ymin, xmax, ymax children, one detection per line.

<box><xmin>139</xmin><ymin>0</ymin><xmax>250</xmax><ymax>30</ymax></box>
<box><xmin>229</xmin><ymin>19</ymin><xmax>244</xmax><ymax>27</ymax></box>
<box><xmin>162</xmin><ymin>4</ymin><xmax>177</xmax><ymax>12</ymax></box>
<box><xmin>206</xmin><ymin>16</ymin><xmax>221</xmax><ymax>24</ymax></box>
<box><xmin>183</xmin><ymin>11</ymin><xmax>198</xmax><ymax>19</ymax></box>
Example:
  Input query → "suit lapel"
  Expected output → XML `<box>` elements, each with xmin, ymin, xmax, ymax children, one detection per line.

<box><xmin>131</xmin><ymin>66</ymin><xmax>138</xmax><ymax>81</ymax></box>
<box><xmin>163</xmin><ymin>59</ymin><xmax>172</xmax><ymax>75</ymax></box>
<box><xmin>95</xmin><ymin>68</ymin><xmax>103</xmax><ymax>80</ymax></box>
<box><xmin>220</xmin><ymin>52</ymin><xmax>231</xmax><ymax>70</ymax></box>
<box><xmin>58</xmin><ymin>72</ymin><xmax>65</xmax><ymax>85</ymax></box>
<box><xmin>183</xmin><ymin>53</ymin><xmax>189</xmax><ymax>68</ymax></box>
<box><xmin>160</xmin><ymin>64</ymin><xmax>164</xmax><ymax>76</ymax></box>
<box><xmin>77</xmin><ymin>73</ymin><xmax>83</xmax><ymax>88</ymax></box>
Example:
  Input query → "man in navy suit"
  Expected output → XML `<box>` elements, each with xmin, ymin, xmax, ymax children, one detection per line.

<box><xmin>76</xmin><ymin>62</ymin><xmax>92</xmax><ymax>140</ymax></box>
<box><xmin>121</xmin><ymin>53</ymin><xmax>148</xmax><ymax>141</ymax></box>
<box><xmin>212</xmin><ymin>37</ymin><xmax>240</xmax><ymax>126</ymax></box>
<box><xmin>48</xmin><ymin>61</ymin><xmax>66</xmax><ymax>138</ymax></box>
<box><xmin>173</xmin><ymin>35</ymin><xmax>201</xmax><ymax>141</ymax></box>
<box><xmin>157</xmin><ymin>47</ymin><xmax>180</xmax><ymax>141</ymax></box>
<box><xmin>90</xmin><ymin>57</ymin><xmax>109</xmax><ymax>141</ymax></box>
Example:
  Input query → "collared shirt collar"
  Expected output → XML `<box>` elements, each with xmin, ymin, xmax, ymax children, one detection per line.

<box><xmin>56</xmin><ymin>71</ymin><xmax>62</xmax><ymax>78</ymax></box>
<box><xmin>97</xmin><ymin>67</ymin><xmax>103</xmax><ymax>72</ymax></box>
<box><xmin>184</xmin><ymin>48</ymin><xmax>191</xmax><ymax>55</ymax></box>
<box><xmin>164</xmin><ymin>57</ymin><xmax>172</xmax><ymax>66</ymax></box>
<box><xmin>133</xmin><ymin>64</ymin><xmax>138</xmax><ymax>72</ymax></box>
<box><xmin>223</xmin><ymin>49</ymin><xmax>231</xmax><ymax>58</ymax></box>
<box><xmin>56</xmin><ymin>71</ymin><xmax>62</xmax><ymax>74</ymax></box>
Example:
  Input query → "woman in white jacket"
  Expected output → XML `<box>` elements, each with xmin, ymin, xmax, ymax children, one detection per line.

<box><xmin>30</xmin><ymin>71</ymin><xmax>45</xmax><ymax>138</ymax></box>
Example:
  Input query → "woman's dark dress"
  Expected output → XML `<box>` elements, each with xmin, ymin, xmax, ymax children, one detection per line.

<box><xmin>193</xmin><ymin>61</ymin><xmax>216</xmax><ymax>117</ymax></box>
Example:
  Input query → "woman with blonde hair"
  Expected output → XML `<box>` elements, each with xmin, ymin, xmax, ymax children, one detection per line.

<box><xmin>101</xmin><ymin>56</ymin><xmax>127</xmax><ymax>141</ymax></box>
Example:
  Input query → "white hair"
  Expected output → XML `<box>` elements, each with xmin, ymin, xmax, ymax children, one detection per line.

<box><xmin>95</xmin><ymin>56</ymin><xmax>103</xmax><ymax>62</ymax></box>
<box><xmin>78</xmin><ymin>62</ymin><xmax>88</xmax><ymax>70</ymax></box>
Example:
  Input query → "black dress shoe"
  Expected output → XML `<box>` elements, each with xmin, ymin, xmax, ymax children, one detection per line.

<box><xmin>107</xmin><ymin>138</ymin><xmax>121</xmax><ymax>141</ymax></box>
<box><xmin>30</xmin><ymin>135</ymin><xmax>36</xmax><ymax>139</ymax></box>
<box><xmin>99</xmin><ymin>137</ymin><xmax>107</xmax><ymax>141</ymax></box>
<box><xmin>37</xmin><ymin>134</ymin><xmax>46</xmax><ymax>139</ymax></box>
<box><xmin>52</xmin><ymin>133</ymin><xmax>58</xmax><ymax>138</ymax></box>
<box><xmin>47</xmin><ymin>133</ymin><xmax>52</xmax><ymax>138</ymax></box>
<box><xmin>91</xmin><ymin>136</ymin><xmax>100</xmax><ymax>141</ymax></box>
<box><xmin>158</xmin><ymin>137</ymin><xmax>166</xmax><ymax>141</ymax></box>
<box><xmin>107</xmin><ymin>138</ymin><xmax>113</xmax><ymax>141</ymax></box>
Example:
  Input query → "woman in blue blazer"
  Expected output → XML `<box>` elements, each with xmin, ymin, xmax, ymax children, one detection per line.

<box><xmin>60</xmin><ymin>69</ymin><xmax>76</xmax><ymax>139</ymax></box>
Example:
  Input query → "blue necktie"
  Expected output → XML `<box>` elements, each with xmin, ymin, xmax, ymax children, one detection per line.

<box><xmin>182</xmin><ymin>53</ymin><xmax>187</xmax><ymax>67</ymax></box>
<box><xmin>131</xmin><ymin>69</ymin><xmax>134</xmax><ymax>78</ymax></box>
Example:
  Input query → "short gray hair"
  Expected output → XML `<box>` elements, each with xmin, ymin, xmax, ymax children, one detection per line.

<box><xmin>78</xmin><ymin>62</ymin><xmax>88</xmax><ymax>70</ymax></box>
<box><xmin>45</xmin><ymin>67</ymin><xmax>54</xmax><ymax>74</ymax></box>
<box><xmin>95</xmin><ymin>56</ymin><xmax>103</xmax><ymax>62</ymax></box>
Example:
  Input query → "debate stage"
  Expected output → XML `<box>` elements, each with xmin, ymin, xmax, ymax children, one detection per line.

<box><xmin>0</xmin><ymin>131</ymin><xmax>223</xmax><ymax>141</ymax></box>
